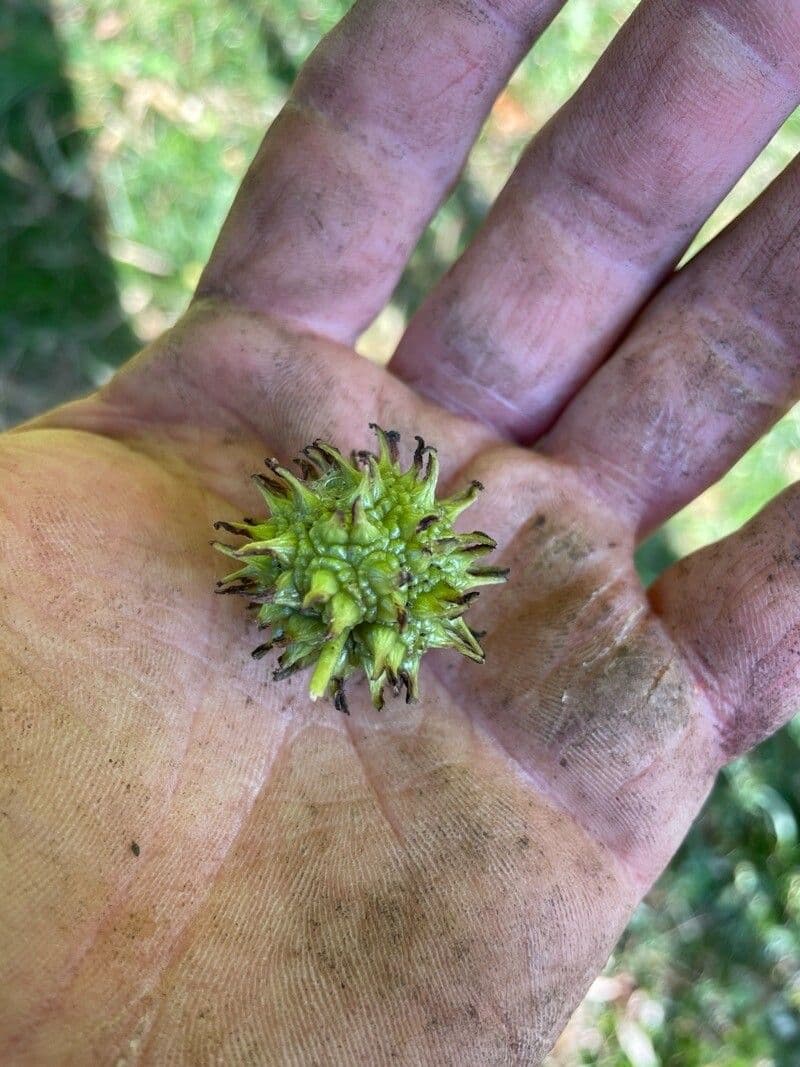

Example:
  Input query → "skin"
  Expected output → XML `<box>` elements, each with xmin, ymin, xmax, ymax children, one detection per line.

<box><xmin>3</xmin><ymin>0</ymin><xmax>800</xmax><ymax>1061</ymax></box>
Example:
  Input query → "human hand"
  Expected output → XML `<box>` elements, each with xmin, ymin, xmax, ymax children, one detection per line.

<box><xmin>3</xmin><ymin>1</ymin><xmax>800</xmax><ymax>1062</ymax></box>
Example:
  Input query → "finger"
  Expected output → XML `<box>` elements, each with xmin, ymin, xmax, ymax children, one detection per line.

<box><xmin>651</xmin><ymin>484</ymin><xmax>800</xmax><ymax>760</ymax></box>
<box><xmin>197</xmin><ymin>0</ymin><xmax>564</xmax><ymax>343</ymax></box>
<box><xmin>391</xmin><ymin>0</ymin><xmax>800</xmax><ymax>439</ymax></box>
<box><xmin>543</xmin><ymin>153</ymin><xmax>800</xmax><ymax>536</ymax></box>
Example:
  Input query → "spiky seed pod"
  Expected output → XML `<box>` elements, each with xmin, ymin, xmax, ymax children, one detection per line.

<box><xmin>212</xmin><ymin>424</ymin><xmax>508</xmax><ymax>711</ymax></box>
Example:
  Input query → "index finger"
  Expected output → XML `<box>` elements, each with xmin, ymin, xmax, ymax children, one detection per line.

<box><xmin>198</xmin><ymin>0</ymin><xmax>564</xmax><ymax>343</ymax></box>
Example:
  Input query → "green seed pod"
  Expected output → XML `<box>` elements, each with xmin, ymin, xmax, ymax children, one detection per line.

<box><xmin>212</xmin><ymin>424</ymin><xmax>508</xmax><ymax>712</ymax></box>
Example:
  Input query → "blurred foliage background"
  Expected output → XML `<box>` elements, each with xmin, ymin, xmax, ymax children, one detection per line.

<box><xmin>2</xmin><ymin>0</ymin><xmax>800</xmax><ymax>1061</ymax></box>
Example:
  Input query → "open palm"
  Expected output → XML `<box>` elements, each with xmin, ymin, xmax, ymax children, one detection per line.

<box><xmin>4</xmin><ymin>2</ymin><xmax>800</xmax><ymax>1063</ymax></box>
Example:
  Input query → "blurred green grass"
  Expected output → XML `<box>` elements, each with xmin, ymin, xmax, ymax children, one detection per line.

<box><xmin>3</xmin><ymin>0</ymin><xmax>800</xmax><ymax>1062</ymax></box>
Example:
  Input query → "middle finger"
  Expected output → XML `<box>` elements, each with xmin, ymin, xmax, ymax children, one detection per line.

<box><xmin>391</xmin><ymin>0</ymin><xmax>800</xmax><ymax>441</ymax></box>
